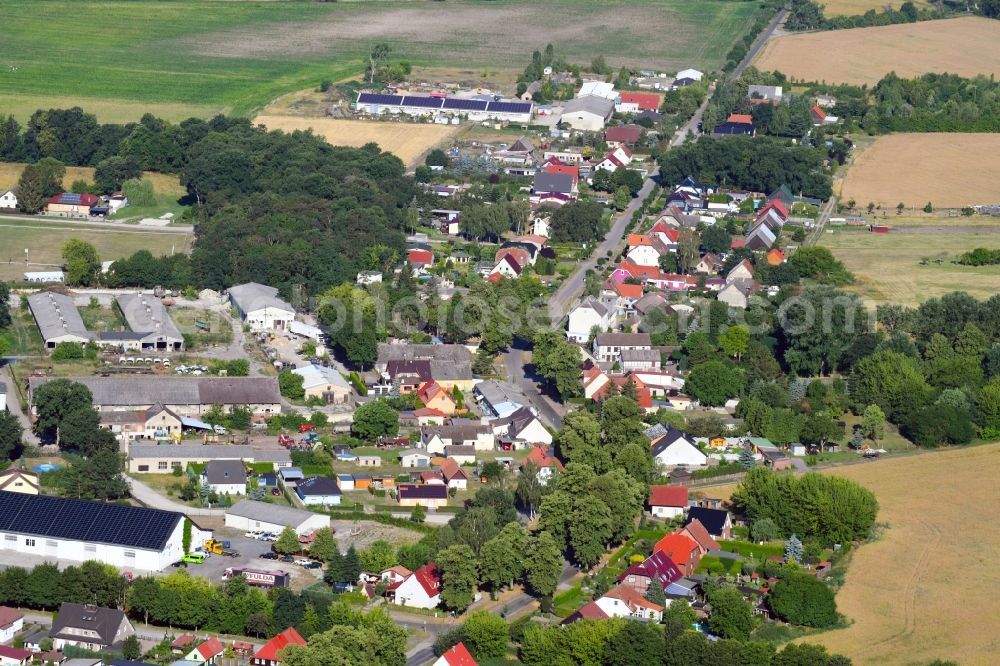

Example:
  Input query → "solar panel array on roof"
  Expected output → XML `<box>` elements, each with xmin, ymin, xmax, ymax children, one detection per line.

<box><xmin>488</xmin><ymin>101</ymin><xmax>533</xmax><ymax>114</ymax></box>
<box><xmin>357</xmin><ymin>93</ymin><xmax>404</xmax><ymax>105</ymax></box>
<box><xmin>0</xmin><ymin>491</ymin><xmax>182</xmax><ymax>551</ymax></box>
<box><xmin>402</xmin><ymin>96</ymin><xmax>444</xmax><ymax>109</ymax></box>
<box><xmin>59</xmin><ymin>193</ymin><xmax>82</xmax><ymax>204</ymax></box>
<box><xmin>443</xmin><ymin>98</ymin><xmax>488</xmax><ymax>111</ymax></box>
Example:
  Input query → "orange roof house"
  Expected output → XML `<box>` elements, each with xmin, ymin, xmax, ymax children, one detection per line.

<box><xmin>416</xmin><ymin>381</ymin><xmax>457</xmax><ymax>415</ymax></box>
<box><xmin>653</xmin><ymin>532</ymin><xmax>702</xmax><ymax>575</ymax></box>
<box><xmin>618</xmin><ymin>91</ymin><xmax>662</xmax><ymax>112</ymax></box>
<box><xmin>727</xmin><ymin>113</ymin><xmax>753</xmax><ymax>125</ymax></box>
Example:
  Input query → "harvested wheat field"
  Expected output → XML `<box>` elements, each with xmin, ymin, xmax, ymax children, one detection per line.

<box><xmin>755</xmin><ymin>17</ymin><xmax>1000</xmax><ymax>85</ymax></box>
<box><xmin>253</xmin><ymin>115</ymin><xmax>460</xmax><ymax>168</ymax></box>
<box><xmin>820</xmin><ymin>0</ymin><xmax>930</xmax><ymax>16</ymax></box>
<box><xmin>840</xmin><ymin>133</ymin><xmax>1000</xmax><ymax>209</ymax></box>
<box><xmin>805</xmin><ymin>444</ymin><xmax>1000</xmax><ymax>664</ymax></box>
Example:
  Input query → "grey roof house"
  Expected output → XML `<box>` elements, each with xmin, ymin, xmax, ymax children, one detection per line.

<box><xmin>50</xmin><ymin>603</ymin><xmax>135</xmax><ymax>651</ymax></box>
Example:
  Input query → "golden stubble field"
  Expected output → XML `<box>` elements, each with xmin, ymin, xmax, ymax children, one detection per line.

<box><xmin>809</xmin><ymin>445</ymin><xmax>1000</xmax><ymax>664</ymax></box>
<box><xmin>839</xmin><ymin>133</ymin><xmax>1000</xmax><ymax>209</ymax></box>
<box><xmin>755</xmin><ymin>17</ymin><xmax>1000</xmax><ymax>85</ymax></box>
<box><xmin>253</xmin><ymin>115</ymin><xmax>460</xmax><ymax>168</ymax></box>
<box><xmin>707</xmin><ymin>445</ymin><xmax>1000</xmax><ymax>664</ymax></box>
<box><xmin>820</xmin><ymin>0</ymin><xmax>930</xmax><ymax>16</ymax></box>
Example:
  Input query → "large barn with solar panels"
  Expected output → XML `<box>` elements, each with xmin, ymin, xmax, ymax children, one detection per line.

<box><xmin>0</xmin><ymin>491</ymin><xmax>212</xmax><ymax>571</ymax></box>
<box><xmin>355</xmin><ymin>92</ymin><xmax>533</xmax><ymax>123</ymax></box>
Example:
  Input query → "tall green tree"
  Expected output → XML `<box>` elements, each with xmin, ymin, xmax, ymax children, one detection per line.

<box><xmin>478</xmin><ymin>522</ymin><xmax>527</xmax><ymax>593</ymax></box>
<box><xmin>61</xmin><ymin>238</ymin><xmax>101</xmax><ymax>287</ymax></box>
<box><xmin>274</xmin><ymin>527</ymin><xmax>301</xmax><ymax>555</ymax></box>
<box><xmin>0</xmin><ymin>411</ymin><xmax>24</xmax><ymax>461</ymax></box>
<box><xmin>351</xmin><ymin>400</ymin><xmax>399</xmax><ymax>440</ymax></box>
<box><xmin>522</xmin><ymin>531</ymin><xmax>563</xmax><ymax>597</ymax></box>
<box><xmin>32</xmin><ymin>379</ymin><xmax>93</xmax><ymax>447</ymax></box>
<box><xmin>436</xmin><ymin>544</ymin><xmax>479</xmax><ymax>612</ymax></box>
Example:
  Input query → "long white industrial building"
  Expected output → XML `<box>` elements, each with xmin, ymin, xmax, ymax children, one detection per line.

<box><xmin>356</xmin><ymin>92</ymin><xmax>533</xmax><ymax>123</ymax></box>
<box><xmin>0</xmin><ymin>491</ymin><xmax>211</xmax><ymax>571</ymax></box>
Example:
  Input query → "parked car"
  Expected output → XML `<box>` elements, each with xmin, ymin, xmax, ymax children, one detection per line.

<box><xmin>303</xmin><ymin>562</ymin><xmax>322</xmax><ymax>570</ymax></box>
<box><xmin>260</xmin><ymin>552</ymin><xmax>278</xmax><ymax>560</ymax></box>
<box><xmin>171</xmin><ymin>560</ymin><xmax>187</xmax><ymax>568</ymax></box>
<box><xmin>294</xmin><ymin>559</ymin><xmax>312</xmax><ymax>566</ymax></box>
<box><xmin>280</xmin><ymin>555</ymin><xmax>295</xmax><ymax>563</ymax></box>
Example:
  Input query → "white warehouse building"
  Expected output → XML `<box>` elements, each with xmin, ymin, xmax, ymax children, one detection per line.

<box><xmin>227</xmin><ymin>282</ymin><xmax>296</xmax><ymax>332</ymax></box>
<box><xmin>0</xmin><ymin>491</ymin><xmax>211</xmax><ymax>571</ymax></box>
<box><xmin>225</xmin><ymin>499</ymin><xmax>330</xmax><ymax>536</ymax></box>
<box><xmin>356</xmin><ymin>92</ymin><xmax>533</xmax><ymax>124</ymax></box>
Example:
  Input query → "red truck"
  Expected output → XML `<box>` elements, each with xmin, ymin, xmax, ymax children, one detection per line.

<box><xmin>278</xmin><ymin>434</ymin><xmax>293</xmax><ymax>446</ymax></box>
<box><xmin>223</xmin><ymin>567</ymin><xmax>290</xmax><ymax>588</ymax></box>
<box><xmin>298</xmin><ymin>424</ymin><xmax>316</xmax><ymax>433</ymax></box>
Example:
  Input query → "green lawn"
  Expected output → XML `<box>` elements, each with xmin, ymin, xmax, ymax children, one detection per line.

<box><xmin>718</xmin><ymin>540</ymin><xmax>785</xmax><ymax>559</ymax></box>
<box><xmin>0</xmin><ymin>0</ymin><xmax>757</xmax><ymax>121</ymax></box>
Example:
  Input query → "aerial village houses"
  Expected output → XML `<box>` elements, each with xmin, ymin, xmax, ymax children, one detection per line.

<box><xmin>387</xmin><ymin>563</ymin><xmax>441</xmax><ymax>609</ymax></box>
<box><xmin>292</xmin><ymin>364</ymin><xmax>353</xmax><ymax>404</ymax></box>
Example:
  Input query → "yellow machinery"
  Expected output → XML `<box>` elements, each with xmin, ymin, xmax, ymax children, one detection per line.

<box><xmin>204</xmin><ymin>539</ymin><xmax>225</xmax><ymax>555</ymax></box>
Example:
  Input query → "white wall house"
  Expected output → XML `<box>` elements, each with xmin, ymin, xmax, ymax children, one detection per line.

<box><xmin>567</xmin><ymin>298</ymin><xmax>613</xmax><ymax>343</ymax></box>
<box><xmin>652</xmin><ymin>431</ymin><xmax>708</xmax><ymax>468</ymax></box>
<box><xmin>0</xmin><ymin>189</ymin><xmax>17</xmax><ymax>210</ymax></box>
<box><xmin>390</xmin><ymin>564</ymin><xmax>441</xmax><ymax>610</ymax></box>
<box><xmin>0</xmin><ymin>608</ymin><xmax>24</xmax><ymax>644</ymax></box>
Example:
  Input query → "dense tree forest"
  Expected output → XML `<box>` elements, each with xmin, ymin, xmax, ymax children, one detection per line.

<box><xmin>0</xmin><ymin>108</ymin><xmax>418</xmax><ymax>297</ymax></box>
<box><xmin>658</xmin><ymin>136</ymin><xmax>833</xmax><ymax>199</ymax></box>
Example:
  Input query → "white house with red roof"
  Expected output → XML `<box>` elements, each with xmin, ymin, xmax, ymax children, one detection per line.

<box><xmin>251</xmin><ymin>627</ymin><xmax>306</xmax><ymax>666</ymax></box>
<box><xmin>433</xmin><ymin>642</ymin><xmax>478</xmax><ymax>666</ymax></box>
<box><xmin>593</xmin><ymin>146</ymin><xmax>633</xmax><ymax>173</ymax></box>
<box><xmin>388</xmin><ymin>563</ymin><xmax>441</xmax><ymax>609</ymax></box>
<box><xmin>379</xmin><ymin>565</ymin><xmax>413</xmax><ymax>585</ymax></box>
<box><xmin>581</xmin><ymin>364</ymin><xmax>611</xmax><ymax>400</ymax></box>
<box><xmin>520</xmin><ymin>444</ymin><xmax>564</xmax><ymax>485</ymax></box>
<box><xmin>625</xmin><ymin>234</ymin><xmax>663</xmax><ymax>267</ymax></box>
<box><xmin>616</xmin><ymin>91</ymin><xmax>662</xmax><ymax>113</ymax></box>
<box><xmin>0</xmin><ymin>607</ymin><xmax>23</xmax><ymax>644</ymax></box>
<box><xmin>185</xmin><ymin>636</ymin><xmax>225</xmax><ymax>664</ymax></box>
<box><xmin>491</xmin><ymin>253</ymin><xmax>523</xmax><ymax>279</ymax></box>
<box><xmin>0</xmin><ymin>645</ymin><xmax>31</xmax><ymax>666</ymax></box>
<box><xmin>647</xmin><ymin>220</ymin><xmax>681</xmax><ymax>251</ymax></box>
<box><xmin>648</xmin><ymin>485</ymin><xmax>689</xmax><ymax>519</ymax></box>
<box><xmin>595</xmin><ymin>584</ymin><xmax>664</xmax><ymax>622</ymax></box>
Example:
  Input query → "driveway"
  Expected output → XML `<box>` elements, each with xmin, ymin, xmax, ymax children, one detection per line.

<box><xmin>1</xmin><ymin>364</ymin><xmax>39</xmax><ymax>445</ymax></box>
<box><xmin>127</xmin><ymin>475</ymin><xmax>224</xmax><ymax>517</ymax></box>
<box><xmin>502</xmin><ymin>345</ymin><xmax>564</xmax><ymax>430</ymax></box>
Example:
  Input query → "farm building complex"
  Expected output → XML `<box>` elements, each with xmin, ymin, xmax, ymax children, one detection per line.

<box><xmin>227</xmin><ymin>283</ymin><xmax>296</xmax><ymax>332</ymax></box>
<box><xmin>0</xmin><ymin>491</ymin><xmax>211</xmax><ymax>571</ymax></box>
<box><xmin>356</xmin><ymin>93</ymin><xmax>534</xmax><ymax>124</ymax></box>
<box><xmin>27</xmin><ymin>290</ymin><xmax>185</xmax><ymax>352</ymax></box>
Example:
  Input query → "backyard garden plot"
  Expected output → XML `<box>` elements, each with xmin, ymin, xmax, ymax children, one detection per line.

<box><xmin>0</xmin><ymin>1</ymin><xmax>756</xmax><ymax>122</ymax></box>
<box><xmin>754</xmin><ymin>17</ymin><xmax>1000</xmax><ymax>85</ymax></box>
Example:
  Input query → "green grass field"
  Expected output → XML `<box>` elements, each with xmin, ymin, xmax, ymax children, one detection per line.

<box><xmin>0</xmin><ymin>0</ymin><xmax>757</xmax><ymax>122</ymax></box>
<box><xmin>820</xmin><ymin>217</ymin><xmax>1000</xmax><ymax>307</ymax></box>
<box><xmin>0</xmin><ymin>218</ymin><xmax>193</xmax><ymax>282</ymax></box>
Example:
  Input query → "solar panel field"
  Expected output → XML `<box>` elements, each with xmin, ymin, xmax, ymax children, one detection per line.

<box><xmin>0</xmin><ymin>0</ymin><xmax>758</xmax><ymax>122</ymax></box>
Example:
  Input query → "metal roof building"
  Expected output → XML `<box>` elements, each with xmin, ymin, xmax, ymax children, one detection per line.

<box><xmin>224</xmin><ymin>499</ymin><xmax>330</xmax><ymax>535</ymax></box>
<box><xmin>0</xmin><ymin>491</ymin><xmax>211</xmax><ymax>571</ymax></box>
<box><xmin>27</xmin><ymin>291</ymin><xmax>90</xmax><ymax>348</ymax></box>
<box><xmin>227</xmin><ymin>283</ymin><xmax>295</xmax><ymax>332</ymax></box>
<box><xmin>28</xmin><ymin>376</ymin><xmax>281</xmax><ymax>417</ymax></box>
<box><xmin>116</xmin><ymin>293</ymin><xmax>184</xmax><ymax>351</ymax></box>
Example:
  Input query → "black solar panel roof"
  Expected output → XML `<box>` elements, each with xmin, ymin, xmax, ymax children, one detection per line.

<box><xmin>401</xmin><ymin>96</ymin><xmax>444</xmax><ymax>109</ymax></box>
<box><xmin>0</xmin><ymin>491</ymin><xmax>183</xmax><ymax>551</ymax></box>
<box><xmin>488</xmin><ymin>101</ymin><xmax>533</xmax><ymax>114</ymax></box>
<box><xmin>443</xmin><ymin>98</ymin><xmax>488</xmax><ymax>111</ymax></box>
<box><xmin>357</xmin><ymin>93</ymin><xmax>404</xmax><ymax>105</ymax></box>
